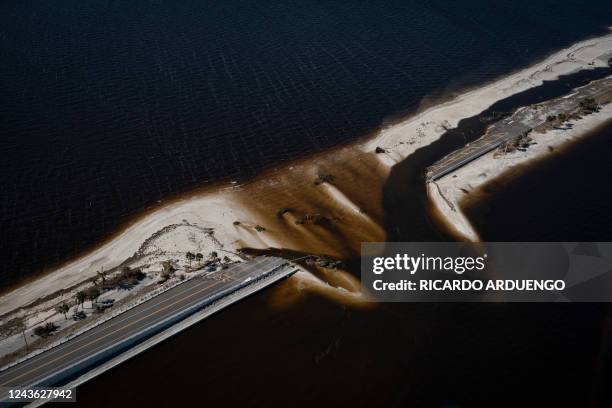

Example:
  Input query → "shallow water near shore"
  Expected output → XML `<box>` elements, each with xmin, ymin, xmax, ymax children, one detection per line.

<box><xmin>463</xmin><ymin>120</ymin><xmax>612</xmax><ymax>241</ymax></box>
<box><xmin>3</xmin><ymin>1</ymin><xmax>612</xmax><ymax>405</ymax></box>
<box><xmin>2</xmin><ymin>0</ymin><xmax>612</xmax><ymax>286</ymax></box>
<box><xmin>382</xmin><ymin>66</ymin><xmax>612</xmax><ymax>242</ymax></box>
<box><xmin>75</xmin><ymin>67</ymin><xmax>612</xmax><ymax>408</ymax></box>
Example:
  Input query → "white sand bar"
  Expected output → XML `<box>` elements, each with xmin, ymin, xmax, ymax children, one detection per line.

<box><xmin>2</xmin><ymin>31</ymin><xmax>612</xmax><ymax>317</ymax></box>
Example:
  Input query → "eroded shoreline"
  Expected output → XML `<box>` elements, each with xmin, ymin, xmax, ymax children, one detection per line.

<box><xmin>2</xmin><ymin>31</ymin><xmax>612</xmax><ymax>324</ymax></box>
<box><xmin>430</xmin><ymin>80</ymin><xmax>612</xmax><ymax>241</ymax></box>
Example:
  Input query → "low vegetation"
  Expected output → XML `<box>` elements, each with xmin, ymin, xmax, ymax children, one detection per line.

<box><xmin>85</xmin><ymin>287</ymin><xmax>100</xmax><ymax>307</ymax></box>
<box><xmin>0</xmin><ymin>317</ymin><xmax>28</xmax><ymax>339</ymax></box>
<box><xmin>479</xmin><ymin>110</ymin><xmax>512</xmax><ymax>123</ymax></box>
<box><xmin>497</xmin><ymin>129</ymin><xmax>534</xmax><ymax>155</ymax></box>
<box><xmin>579</xmin><ymin>97</ymin><xmax>599</xmax><ymax>113</ymax></box>
<box><xmin>107</xmin><ymin>266</ymin><xmax>146</xmax><ymax>289</ymax></box>
<box><xmin>33</xmin><ymin>322</ymin><xmax>58</xmax><ymax>338</ymax></box>
<box><xmin>159</xmin><ymin>261</ymin><xmax>176</xmax><ymax>283</ymax></box>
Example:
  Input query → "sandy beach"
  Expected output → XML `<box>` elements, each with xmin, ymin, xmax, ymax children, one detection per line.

<box><xmin>430</xmin><ymin>101</ymin><xmax>612</xmax><ymax>240</ymax></box>
<box><xmin>2</xmin><ymin>30</ymin><xmax>612</xmax><ymax>321</ymax></box>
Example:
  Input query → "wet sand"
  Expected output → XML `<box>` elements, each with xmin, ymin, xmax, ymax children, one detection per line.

<box><xmin>462</xmin><ymin>118</ymin><xmax>612</xmax><ymax>241</ymax></box>
<box><xmin>384</xmin><ymin>69</ymin><xmax>612</xmax><ymax>243</ymax></box>
<box><xmin>2</xmin><ymin>31</ymin><xmax>612</xmax><ymax>318</ymax></box>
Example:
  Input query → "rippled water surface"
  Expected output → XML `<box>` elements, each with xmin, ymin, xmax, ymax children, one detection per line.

<box><xmin>1</xmin><ymin>0</ymin><xmax>611</xmax><ymax>283</ymax></box>
<box><xmin>3</xmin><ymin>2</ymin><xmax>612</xmax><ymax>406</ymax></box>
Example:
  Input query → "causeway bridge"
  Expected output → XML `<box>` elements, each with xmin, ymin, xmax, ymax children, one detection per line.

<box><xmin>0</xmin><ymin>256</ymin><xmax>297</xmax><ymax>404</ymax></box>
<box><xmin>426</xmin><ymin>76</ymin><xmax>612</xmax><ymax>181</ymax></box>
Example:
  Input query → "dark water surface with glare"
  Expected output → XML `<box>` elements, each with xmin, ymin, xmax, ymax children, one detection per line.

<box><xmin>3</xmin><ymin>1</ymin><xmax>612</xmax><ymax>406</ymax></box>
<box><xmin>1</xmin><ymin>0</ymin><xmax>611</xmax><ymax>284</ymax></box>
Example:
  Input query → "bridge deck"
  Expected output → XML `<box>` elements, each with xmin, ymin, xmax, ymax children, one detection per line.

<box><xmin>426</xmin><ymin>76</ymin><xmax>612</xmax><ymax>181</ymax></box>
<box><xmin>0</xmin><ymin>256</ymin><xmax>294</xmax><ymax>396</ymax></box>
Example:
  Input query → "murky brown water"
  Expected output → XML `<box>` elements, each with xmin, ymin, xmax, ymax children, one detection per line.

<box><xmin>70</xmin><ymin>69</ymin><xmax>612</xmax><ymax>407</ymax></box>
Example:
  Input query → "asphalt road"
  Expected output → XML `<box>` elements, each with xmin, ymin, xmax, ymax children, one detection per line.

<box><xmin>427</xmin><ymin>76</ymin><xmax>612</xmax><ymax>180</ymax></box>
<box><xmin>0</xmin><ymin>256</ymin><xmax>290</xmax><ymax>393</ymax></box>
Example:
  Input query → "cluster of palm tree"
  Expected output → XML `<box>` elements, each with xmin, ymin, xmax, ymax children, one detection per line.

<box><xmin>55</xmin><ymin>303</ymin><xmax>70</xmax><ymax>319</ymax></box>
<box><xmin>32</xmin><ymin>267</ymin><xmax>110</xmax><ymax>346</ymax></box>
<box><xmin>185</xmin><ymin>252</ymin><xmax>204</xmax><ymax>267</ymax></box>
<box><xmin>74</xmin><ymin>285</ymin><xmax>101</xmax><ymax>311</ymax></box>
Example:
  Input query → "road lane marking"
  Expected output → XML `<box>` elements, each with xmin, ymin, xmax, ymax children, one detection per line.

<box><xmin>0</xmin><ymin>258</ymin><xmax>273</xmax><ymax>379</ymax></box>
<box><xmin>5</xmin><ymin>260</ymin><xmax>288</xmax><ymax>385</ymax></box>
<box><xmin>22</xmin><ymin>264</ymin><xmax>290</xmax><ymax>387</ymax></box>
<box><xmin>0</xmin><ymin>278</ymin><xmax>212</xmax><ymax>379</ymax></box>
<box><xmin>5</xmin><ymin>279</ymin><xmax>227</xmax><ymax>385</ymax></box>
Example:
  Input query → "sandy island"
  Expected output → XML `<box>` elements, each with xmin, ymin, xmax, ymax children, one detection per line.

<box><xmin>429</xmin><ymin>75</ymin><xmax>612</xmax><ymax>240</ymax></box>
<box><xmin>2</xmin><ymin>30</ymin><xmax>612</xmax><ymax>362</ymax></box>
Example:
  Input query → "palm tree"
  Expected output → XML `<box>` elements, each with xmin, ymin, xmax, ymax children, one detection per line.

<box><xmin>75</xmin><ymin>291</ymin><xmax>86</xmax><ymax>310</ymax></box>
<box><xmin>56</xmin><ymin>303</ymin><xmax>70</xmax><ymax>319</ymax></box>
<box><xmin>196</xmin><ymin>253</ymin><xmax>204</xmax><ymax>266</ymax></box>
<box><xmin>97</xmin><ymin>269</ymin><xmax>107</xmax><ymax>288</ymax></box>
<box><xmin>186</xmin><ymin>252</ymin><xmax>195</xmax><ymax>267</ymax></box>
<box><xmin>86</xmin><ymin>288</ymin><xmax>100</xmax><ymax>308</ymax></box>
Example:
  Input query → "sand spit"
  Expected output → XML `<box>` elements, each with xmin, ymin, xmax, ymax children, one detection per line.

<box><xmin>365</xmin><ymin>31</ymin><xmax>612</xmax><ymax>164</ymax></box>
<box><xmin>2</xmin><ymin>31</ymin><xmax>612</xmax><ymax>318</ymax></box>
<box><xmin>427</xmin><ymin>181</ymin><xmax>481</xmax><ymax>242</ymax></box>
<box><xmin>0</xmin><ymin>147</ymin><xmax>387</xmax><ymax>319</ymax></box>
<box><xmin>432</xmin><ymin>102</ymin><xmax>612</xmax><ymax>240</ymax></box>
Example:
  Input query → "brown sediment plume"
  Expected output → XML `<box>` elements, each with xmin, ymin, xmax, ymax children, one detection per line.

<box><xmin>0</xmin><ymin>127</ymin><xmax>392</xmax><ymax>315</ymax></box>
<box><xmin>0</xmin><ymin>176</ymin><xmax>229</xmax><ymax>298</ymax></box>
<box><xmin>0</xmin><ymin>124</ymin><xmax>388</xmax><ymax>300</ymax></box>
<box><xmin>267</xmin><ymin>270</ymin><xmax>371</xmax><ymax>309</ymax></box>
<box><xmin>7</xmin><ymin>33</ymin><xmax>612</xmax><ymax>313</ymax></box>
<box><xmin>217</xmin><ymin>145</ymin><xmax>391</xmax><ymax>307</ymax></box>
<box><xmin>232</xmin><ymin>145</ymin><xmax>388</xmax><ymax>262</ymax></box>
<box><xmin>240</xmin><ymin>247</ymin><xmax>366</xmax><ymax>301</ymax></box>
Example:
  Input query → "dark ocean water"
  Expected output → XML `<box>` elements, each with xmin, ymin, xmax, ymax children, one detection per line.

<box><xmin>76</xmin><ymin>104</ymin><xmax>612</xmax><ymax>407</ymax></box>
<box><xmin>465</xmin><ymin>120</ymin><xmax>612</xmax><ymax>241</ymax></box>
<box><xmin>1</xmin><ymin>0</ymin><xmax>612</xmax><ymax>284</ymax></box>
<box><xmin>3</xmin><ymin>2</ymin><xmax>612</xmax><ymax>407</ymax></box>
